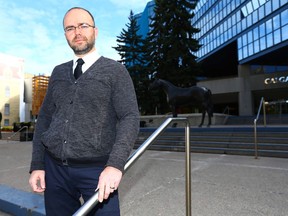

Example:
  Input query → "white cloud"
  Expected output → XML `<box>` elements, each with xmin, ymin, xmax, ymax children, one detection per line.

<box><xmin>0</xmin><ymin>0</ymin><xmax>151</xmax><ymax>75</ymax></box>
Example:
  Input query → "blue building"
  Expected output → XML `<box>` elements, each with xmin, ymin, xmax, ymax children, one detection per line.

<box><xmin>136</xmin><ymin>0</ymin><xmax>288</xmax><ymax>116</ymax></box>
<box><xmin>134</xmin><ymin>1</ymin><xmax>155</xmax><ymax>38</ymax></box>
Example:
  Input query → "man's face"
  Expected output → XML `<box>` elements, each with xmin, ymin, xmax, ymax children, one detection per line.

<box><xmin>63</xmin><ymin>9</ymin><xmax>98</xmax><ymax>56</ymax></box>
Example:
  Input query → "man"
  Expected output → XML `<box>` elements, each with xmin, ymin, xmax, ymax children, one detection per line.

<box><xmin>29</xmin><ymin>7</ymin><xmax>139</xmax><ymax>216</ymax></box>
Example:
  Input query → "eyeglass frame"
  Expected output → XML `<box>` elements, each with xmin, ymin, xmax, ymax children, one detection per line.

<box><xmin>64</xmin><ymin>23</ymin><xmax>95</xmax><ymax>33</ymax></box>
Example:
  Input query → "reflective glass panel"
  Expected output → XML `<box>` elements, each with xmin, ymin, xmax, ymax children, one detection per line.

<box><xmin>260</xmin><ymin>37</ymin><xmax>266</xmax><ymax>50</ymax></box>
<box><xmin>248</xmin><ymin>43</ymin><xmax>254</xmax><ymax>55</ymax></box>
<box><xmin>258</xmin><ymin>5</ymin><xmax>265</xmax><ymax>20</ymax></box>
<box><xmin>273</xmin><ymin>15</ymin><xmax>280</xmax><ymax>30</ymax></box>
<box><xmin>248</xmin><ymin>31</ymin><xmax>253</xmax><ymax>43</ymax></box>
<box><xmin>252</xmin><ymin>11</ymin><xmax>258</xmax><ymax>24</ymax></box>
<box><xmin>243</xmin><ymin>46</ymin><xmax>248</xmax><ymax>58</ymax></box>
<box><xmin>272</xmin><ymin>0</ymin><xmax>280</xmax><ymax>11</ymax></box>
<box><xmin>281</xmin><ymin>10</ymin><xmax>288</xmax><ymax>26</ymax></box>
<box><xmin>253</xmin><ymin>27</ymin><xmax>259</xmax><ymax>40</ymax></box>
<box><xmin>265</xmin><ymin>1</ymin><xmax>272</xmax><ymax>15</ymax></box>
<box><xmin>266</xmin><ymin>19</ymin><xmax>273</xmax><ymax>33</ymax></box>
<box><xmin>238</xmin><ymin>48</ymin><xmax>243</xmax><ymax>60</ymax></box>
<box><xmin>266</xmin><ymin>33</ymin><xmax>273</xmax><ymax>47</ymax></box>
<box><xmin>282</xmin><ymin>25</ymin><xmax>288</xmax><ymax>40</ymax></box>
<box><xmin>273</xmin><ymin>29</ymin><xmax>281</xmax><ymax>44</ymax></box>
<box><xmin>254</xmin><ymin>39</ymin><xmax>260</xmax><ymax>53</ymax></box>
<box><xmin>242</xmin><ymin>34</ymin><xmax>248</xmax><ymax>46</ymax></box>
<box><xmin>259</xmin><ymin>23</ymin><xmax>266</xmax><ymax>37</ymax></box>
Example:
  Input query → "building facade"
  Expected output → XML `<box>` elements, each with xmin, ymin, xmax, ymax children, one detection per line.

<box><xmin>0</xmin><ymin>53</ymin><xmax>48</xmax><ymax>128</ymax></box>
<box><xmin>136</xmin><ymin>0</ymin><xmax>288</xmax><ymax>116</ymax></box>
<box><xmin>193</xmin><ymin>0</ymin><xmax>288</xmax><ymax>116</ymax></box>
<box><xmin>0</xmin><ymin>54</ymin><xmax>25</xmax><ymax>127</ymax></box>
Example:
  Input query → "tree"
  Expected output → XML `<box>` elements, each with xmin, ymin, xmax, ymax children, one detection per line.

<box><xmin>145</xmin><ymin>0</ymin><xmax>202</xmax><ymax>114</ymax></box>
<box><xmin>148</xmin><ymin>0</ymin><xmax>201</xmax><ymax>86</ymax></box>
<box><xmin>113</xmin><ymin>11</ymin><xmax>153</xmax><ymax>114</ymax></box>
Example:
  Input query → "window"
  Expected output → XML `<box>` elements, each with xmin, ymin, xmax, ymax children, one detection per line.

<box><xmin>266</xmin><ymin>19</ymin><xmax>273</xmax><ymax>34</ymax></box>
<box><xmin>252</xmin><ymin>10</ymin><xmax>258</xmax><ymax>24</ymax></box>
<box><xmin>4</xmin><ymin>119</ymin><xmax>9</xmax><ymax>126</ymax></box>
<box><xmin>282</xmin><ymin>25</ymin><xmax>288</xmax><ymax>41</ymax></box>
<box><xmin>241</xmin><ymin>0</ymin><xmax>267</xmax><ymax>17</ymax></box>
<box><xmin>272</xmin><ymin>0</ymin><xmax>280</xmax><ymax>11</ymax></box>
<box><xmin>4</xmin><ymin>104</ymin><xmax>10</xmax><ymax>115</ymax></box>
<box><xmin>274</xmin><ymin>29</ymin><xmax>281</xmax><ymax>44</ymax></box>
<box><xmin>266</xmin><ymin>33</ymin><xmax>273</xmax><ymax>47</ymax></box>
<box><xmin>259</xmin><ymin>23</ymin><xmax>266</xmax><ymax>37</ymax></box>
<box><xmin>254</xmin><ymin>39</ymin><xmax>260</xmax><ymax>53</ymax></box>
<box><xmin>5</xmin><ymin>86</ymin><xmax>10</xmax><ymax>98</ymax></box>
<box><xmin>253</xmin><ymin>27</ymin><xmax>259</xmax><ymax>40</ymax></box>
<box><xmin>273</xmin><ymin>15</ymin><xmax>280</xmax><ymax>30</ymax></box>
<box><xmin>252</xmin><ymin>0</ymin><xmax>260</xmax><ymax>9</ymax></box>
<box><xmin>258</xmin><ymin>5</ymin><xmax>265</xmax><ymax>20</ymax></box>
<box><xmin>281</xmin><ymin>10</ymin><xmax>288</xmax><ymax>26</ymax></box>
<box><xmin>265</xmin><ymin>1</ymin><xmax>272</xmax><ymax>15</ymax></box>
<box><xmin>248</xmin><ymin>43</ymin><xmax>254</xmax><ymax>55</ymax></box>
<box><xmin>248</xmin><ymin>31</ymin><xmax>253</xmax><ymax>43</ymax></box>
<box><xmin>260</xmin><ymin>37</ymin><xmax>266</xmax><ymax>50</ymax></box>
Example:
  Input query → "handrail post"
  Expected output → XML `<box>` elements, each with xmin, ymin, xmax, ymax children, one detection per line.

<box><xmin>262</xmin><ymin>98</ymin><xmax>266</xmax><ymax>127</ymax></box>
<box><xmin>185</xmin><ymin>120</ymin><xmax>191</xmax><ymax>216</ymax></box>
<box><xmin>7</xmin><ymin>126</ymin><xmax>28</xmax><ymax>141</ymax></box>
<box><xmin>254</xmin><ymin>97</ymin><xmax>265</xmax><ymax>159</ymax></box>
<box><xmin>254</xmin><ymin>119</ymin><xmax>258</xmax><ymax>159</ymax></box>
<box><xmin>73</xmin><ymin>117</ymin><xmax>191</xmax><ymax>216</ymax></box>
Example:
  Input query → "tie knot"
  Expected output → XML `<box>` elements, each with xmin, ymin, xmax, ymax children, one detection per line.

<box><xmin>77</xmin><ymin>58</ymin><xmax>84</xmax><ymax>66</ymax></box>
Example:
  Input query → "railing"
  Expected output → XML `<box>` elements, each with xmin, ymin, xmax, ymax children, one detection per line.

<box><xmin>73</xmin><ymin>117</ymin><xmax>191</xmax><ymax>216</ymax></box>
<box><xmin>7</xmin><ymin>126</ymin><xmax>28</xmax><ymax>141</ymax></box>
<box><xmin>254</xmin><ymin>97</ymin><xmax>266</xmax><ymax>159</ymax></box>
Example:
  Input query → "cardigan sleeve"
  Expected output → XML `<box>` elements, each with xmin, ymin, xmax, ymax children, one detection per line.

<box><xmin>105</xmin><ymin>63</ymin><xmax>140</xmax><ymax>172</ymax></box>
<box><xmin>29</xmin><ymin>72</ymin><xmax>56</xmax><ymax>172</ymax></box>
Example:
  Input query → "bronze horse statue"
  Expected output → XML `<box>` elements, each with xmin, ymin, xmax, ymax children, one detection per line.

<box><xmin>149</xmin><ymin>79</ymin><xmax>213</xmax><ymax>127</ymax></box>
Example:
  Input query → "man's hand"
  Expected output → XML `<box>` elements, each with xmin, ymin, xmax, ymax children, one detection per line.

<box><xmin>97</xmin><ymin>166</ymin><xmax>122</xmax><ymax>203</ymax></box>
<box><xmin>29</xmin><ymin>170</ymin><xmax>46</xmax><ymax>193</ymax></box>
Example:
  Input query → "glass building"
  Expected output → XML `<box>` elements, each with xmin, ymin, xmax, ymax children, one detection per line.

<box><xmin>136</xmin><ymin>0</ymin><xmax>288</xmax><ymax>116</ymax></box>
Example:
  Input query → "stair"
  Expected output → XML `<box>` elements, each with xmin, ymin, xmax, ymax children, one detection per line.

<box><xmin>134</xmin><ymin>126</ymin><xmax>288</xmax><ymax>158</ymax></box>
<box><xmin>0</xmin><ymin>132</ymin><xmax>20</xmax><ymax>141</ymax></box>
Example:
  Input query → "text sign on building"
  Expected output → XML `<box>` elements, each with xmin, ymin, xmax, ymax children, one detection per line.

<box><xmin>264</xmin><ymin>76</ymin><xmax>288</xmax><ymax>85</ymax></box>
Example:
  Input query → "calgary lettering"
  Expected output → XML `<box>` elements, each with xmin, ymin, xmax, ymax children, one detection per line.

<box><xmin>264</xmin><ymin>76</ymin><xmax>288</xmax><ymax>85</ymax></box>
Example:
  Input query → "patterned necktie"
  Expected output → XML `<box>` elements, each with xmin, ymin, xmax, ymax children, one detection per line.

<box><xmin>74</xmin><ymin>58</ymin><xmax>85</xmax><ymax>79</ymax></box>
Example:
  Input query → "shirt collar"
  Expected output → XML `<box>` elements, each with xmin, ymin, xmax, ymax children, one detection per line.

<box><xmin>73</xmin><ymin>50</ymin><xmax>101</xmax><ymax>72</ymax></box>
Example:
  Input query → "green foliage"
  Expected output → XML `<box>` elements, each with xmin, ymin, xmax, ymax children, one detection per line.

<box><xmin>148</xmin><ymin>0</ymin><xmax>201</xmax><ymax>86</ymax></box>
<box><xmin>113</xmin><ymin>11</ymin><xmax>155</xmax><ymax>115</ymax></box>
<box><xmin>114</xmin><ymin>1</ymin><xmax>202</xmax><ymax>115</ymax></box>
<box><xmin>1</xmin><ymin>126</ymin><xmax>13</xmax><ymax>131</ymax></box>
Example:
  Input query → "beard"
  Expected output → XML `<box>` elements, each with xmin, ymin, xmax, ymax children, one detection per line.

<box><xmin>68</xmin><ymin>36</ymin><xmax>95</xmax><ymax>55</ymax></box>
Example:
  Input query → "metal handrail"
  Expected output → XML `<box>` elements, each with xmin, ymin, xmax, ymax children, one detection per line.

<box><xmin>254</xmin><ymin>97</ymin><xmax>266</xmax><ymax>159</ymax></box>
<box><xmin>73</xmin><ymin>117</ymin><xmax>191</xmax><ymax>216</ymax></box>
<box><xmin>7</xmin><ymin>126</ymin><xmax>28</xmax><ymax>141</ymax></box>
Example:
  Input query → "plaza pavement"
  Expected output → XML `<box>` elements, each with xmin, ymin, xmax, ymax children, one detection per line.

<box><xmin>0</xmin><ymin>139</ymin><xmax>288</xmax><ymax>216</ymax></box>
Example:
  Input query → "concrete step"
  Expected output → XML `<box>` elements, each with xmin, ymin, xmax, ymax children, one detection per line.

<box><xmin>134</xmin><ymin>126</ymin><xmax>288</xmax><ymax>158</ymax></box>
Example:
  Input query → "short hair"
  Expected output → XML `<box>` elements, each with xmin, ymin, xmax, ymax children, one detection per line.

<box><xmin>63</xmin><ymin>7</ymin><xmax>95</xmax><ymax>28</ymax></box>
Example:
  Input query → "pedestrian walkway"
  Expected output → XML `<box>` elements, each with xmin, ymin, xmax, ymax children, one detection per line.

<box><xmin>1</xmin><ymin>140</ymin><xmax>288</xmax><ymax>215</ymax></box>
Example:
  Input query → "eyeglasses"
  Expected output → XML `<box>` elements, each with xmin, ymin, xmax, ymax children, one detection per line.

<box><xmin>64</xmin><ymin>23</ymin><xmax>95</xmax><ymax>33</ymax></box>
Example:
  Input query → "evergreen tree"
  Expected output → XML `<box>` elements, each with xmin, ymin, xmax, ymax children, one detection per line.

<box><xmin>113</xmin><ymin>11</ymin><xmax>153</xmax><ymax>115</ymax></box>
<box><xmin>148</xmin><ymin>0</ymin><xmax>201</xmax><ymax>87</ymax></box>
<box><xmin>144</xmin><ymin>0</ymin><xmax>202</xmax><ymax>114</ymax></box>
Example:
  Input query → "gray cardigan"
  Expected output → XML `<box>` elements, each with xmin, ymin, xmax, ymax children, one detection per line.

<box><xmin>30</xmin><ymin>57</ymin><xmax>139</xmax><ymax>172</ymax></box>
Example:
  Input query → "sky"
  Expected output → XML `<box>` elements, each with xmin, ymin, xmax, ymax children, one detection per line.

<box><xmin>0</xmin><ymin>0</ymin><xmax>152</xmax><ymax>75</ymax></box>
